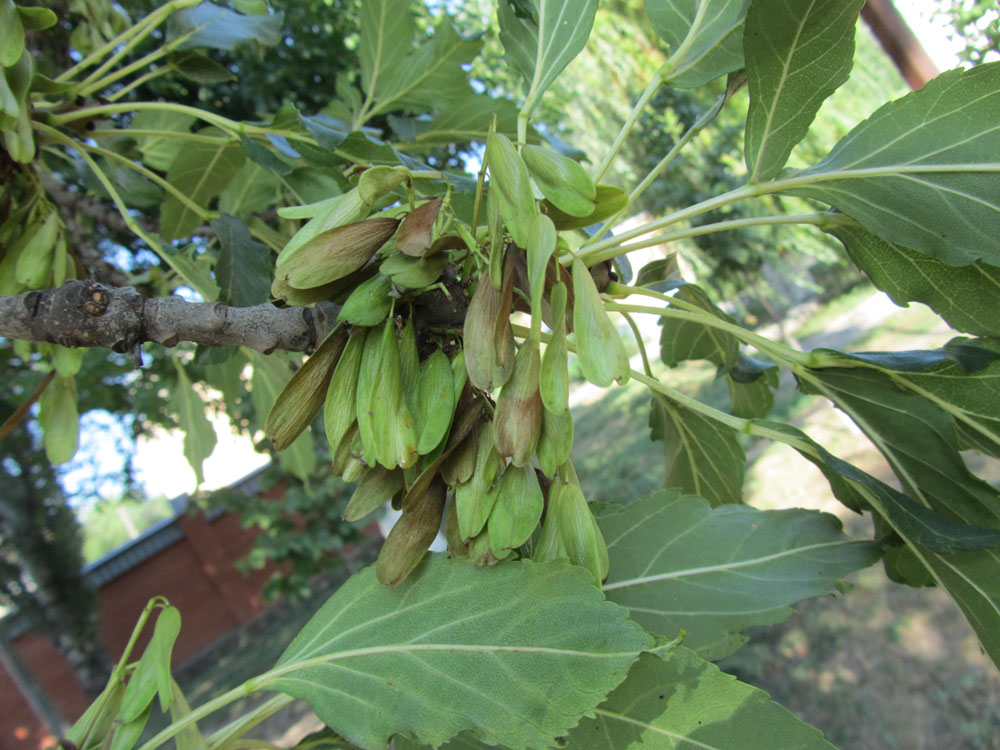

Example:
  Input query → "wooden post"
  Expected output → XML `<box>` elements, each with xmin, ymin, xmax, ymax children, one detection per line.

<box><xmin>862</xmin><ymin>0</ymin><xmax>940</xmax><ymax>89</ymax></box>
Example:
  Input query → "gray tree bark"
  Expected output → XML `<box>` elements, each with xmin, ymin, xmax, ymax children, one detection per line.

<box><xmin>0</xmin><ymin>280</ymin><xmax>339</xmax><ymax>363</ymax></box>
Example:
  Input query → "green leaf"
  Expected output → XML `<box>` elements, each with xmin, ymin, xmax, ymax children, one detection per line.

<box><xmin>635</xmin><ymin>256</ymin><xmax>680</xmax><ymax>290</ymax></box>
<box><xmin>118</xmin><ymin>606</ymin><xmax>181</xmax><ymax>721</ymax></box>
<box><xmin>168</xmin><ymin>2</ymin><xmax>283</xmax><ymax>50</ymax></box>
<box><xmin>38</xmin><ymin>374</ymin><xmax>78</xmax><ymax>464</ymax></box>
<box><xmin>398</xmin><ymin>94</ymin><xmax>523</xmax><ymax>147</ymax></box>
<box><xmin>17</xmin><ymin>6</ymin><xmax>57</xmax><ymax>32</ymax></box>
<box><xmin>268</xmin><ymin>555</ymin><xmax>652</xmax><ymax>750</ymax></box>
<box><xmin>744</xmin><ymin>0</ymin><xmax>863</xmax><ymax>182</ymax></box>
<box><xmin>240</xmin><ymin>135</ymin><xmax>294</xmax><ymax>175</ymax></box>
<box><xmin>659</xmin><ymin>284</ymin><xmax>739</xmax><ymax>370</ymax></box>
<box><xmin>798</xmin><ymin>365</ymin><xmax>1000</xmax><ymax>667</ymax></box>
<box><xmin>171</xmin><ymin>362</ymin><xmax>218</xmax><ymax>485</ymax></box>
<box><xmin>160</xmin><ymin>139</ymin><xmax>245</xmax><ymax>240</ymax></box>
<box><xmin>644</xmin><ymin>0</ymin><xmax>747</xmax><ymax>88</ymax></box>
<box><xmin>168</xmin><ymin>677</ymin><xmax>204</xmax><ymax>750</ymax></box>
<box><xmin>769</xmin><ymin>420</ymin><xmax>1000</xmax><ymax>553</ymax></box>
<box><xmin>816</xmin><ymin>340</ymin><xmax>1000</xmax><ymax>459</ymax></box>
<box><xmin>498</xmin><ymin>0</ymin><xmax>598</xmax><ymax>112</ymax></box>
<box><xmin>336</xmin><ymin>130</ymin><xmax>400</xmax><ymax>163</ymax></box>
<box><xmin>800</xmin><ymin>364</ymin><xmax>1000</xmax><ymax>529</ymax></box>
<box><xmin>649</xmin><ymin>396</ymin><xmax>744</xmax><ymax>507</ymax></box>
<box><xmin>212</xmin><ymin>214</ymin><xmax>272</xmax><ymax>307</ymax></box>
<box><xmin>0</xmin><ymin>0</ymin><xmax>25</xmax><ymax>67</ymax></box>
<box><xmin>600</xmin><ymin>491</ymin><xmax>879</xmax><ymax>659</ymax></box>
<box><xmin>360</xmin><ymin>0</ymin><xmax>415</xmax><ymax>103</ymax></box>
<box><xmin>825</xmin><ymin>215</ymin><xmax>1000</xmax><ymax>339</ymax></box>
<box><xmin>90</xmin><ymin>158</ymin><xmax>162</xmax><ymax>209</ymax></box>
<box><xmin>218</xmin><ymin>160</ymin><xmax>280</xmax><ymax>216</ymax></box>
<box><xmin>726</xmin><ymin>354</ymin><xmax>778</xmax><ymax>419</ymax></box>
<box><xmin>161</xmin><ymin>243</ymin><xmax>220</xmax><ymax>301</ymax></box>
<box><xmin>130</xmin><ymin>110</ymin><xmax>197</xmax><ymax>172</ymax></box>
<box><xmin>168</xmin><ymin>51</ymin><xmax>236</xmax><ymax>84</ymax></box>
<box><xmin>770</xmin><ymin>417</ymin><xmax>1000</xmax><ymax>667</ymax></box>
<box><xmin>283</xmin><ymin>165</ymin><xmax>349</xmax><ymax>205</ymax></box>
<box><xmin>369</xmin><ymin>21</ymin><xmax>482</xmax><ymax>118</ymax></box>
<box><xmin>566</xmin><ymin>649</ymin><xmax>836</xmax><ymax>749</ymax></box>
<box><xmin>784</xmin><ymin>62</ymin><xmax>1000</xmax><ymax>265</ymax></box>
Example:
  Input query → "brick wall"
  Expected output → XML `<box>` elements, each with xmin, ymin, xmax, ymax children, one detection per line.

<box><xmin>0</xmin><ymin>506</ymin><xmax>277</xmax><ymax>750</ymax></box>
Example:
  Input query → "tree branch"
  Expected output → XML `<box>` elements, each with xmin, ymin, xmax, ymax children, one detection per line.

<box><xmin>0</xmin><ymin>281</ymin><xmax>338</xmax><ymax>363</ymax></box>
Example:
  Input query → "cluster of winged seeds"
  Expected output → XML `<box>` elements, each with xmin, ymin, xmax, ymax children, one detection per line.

<box><xmin>266</xmin><ymin>131</ymin><xmax>633</xmax><ymax>587</ymax></box>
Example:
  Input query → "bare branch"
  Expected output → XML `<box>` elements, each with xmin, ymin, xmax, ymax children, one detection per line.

<box><xmin>0</xmin><ymin>281</ymin><xmax>339</xmax><ymax>363</ymax></box>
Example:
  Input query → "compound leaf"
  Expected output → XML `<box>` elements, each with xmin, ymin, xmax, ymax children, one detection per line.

<box><xmin>268</xmin><ymin>556</ymin><xmax>651</xmax><ymax>750</ymax></box>
<box><xmin>744</xmin><ymin>0</ymin><xmax>864</xmax><ymax>182</ymax></box>
<box><xmin>659</xmin><ymin>284</ymin><xmax>739</xmax><ymax>370</ymax></box>
<box><xmin>825</xmin><ymin>215</ymin><xmax>1000</xmax><ymax>339</ymax></box>
<box><xmin>645</xmin><ymin>0</ymin><xmax>747</xmax><ymax>88</ymax></box>
<box><xmin>360</xmin><ymin>0</ymin><xmax>415</xmax><ymax>101</ymax></box>
<box><xmin>498</xmin><ymin>0</ymin><xmax>598</xmax><ymax>111</ymax></box>
<box><xmin>600</xmin><ymin>491</ymin><xmax>878</xmax><ymax>660</ymax></box>
<box><xmin>160</xmin><ymin>139</ymin><xmax>245</xmax><ymax>240</ymax></box>
<box><xmin>567</xmin><ymin>649</ymin><xmax>837</xmax><ymax>749</ymax></box>
<box><xmin>784</xmin><ymin>62</ymin><xmax>1000</xmax><ymax>265</ymax></box>
<box><xmin>171</xmin><ymin>362</ymin><xmax>217</xmax><ymax>486</ymax></box>
<box><xmin>168</xmin><ymin>2</ymin><xmax>283</xmax><ymax>50</ymax></box>
<box><xmin>649</xmin><ymin>396</ymin><xmax>744</xmax><ymax>507</ymax></box>
<box><xmin>213</xmin><ymin>214</ymin><xmax>273</xmax><ymax>307</ymax></box>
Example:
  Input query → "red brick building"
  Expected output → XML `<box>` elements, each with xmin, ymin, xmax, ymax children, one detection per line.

<box><xmin>0</xmin><ymin>468</ymin><xmax>277</xmax><ymax>750</ymax></box>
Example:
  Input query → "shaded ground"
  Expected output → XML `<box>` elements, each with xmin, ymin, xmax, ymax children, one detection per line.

<box><xmin>164</xmin><ymin>288</ymin><xmax>1000</xmax><ymax>748</ymax></box>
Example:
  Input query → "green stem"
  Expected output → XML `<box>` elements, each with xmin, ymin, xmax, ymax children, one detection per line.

<box><xmin>205</xmin><ymin>694</ymin><xmax>295</xmax><ymax>750</ymax></box>
<box><xmin>630</xmin><ymin>369</ymin><xmax>746</xmax><ymax>432</ymax></box>
<box><xmin>580</xmin><ymin>213</ymin><xmax>827</xmax><ymax>265</ymax></box>
<box><xmin>67</xmin><ymin>136</ymin><xmax>212</xmax><ymax>220</ymax></box>
<box><xmin>630</xmin><ymin>368</ymin><xmax>822</xmax><ymax>454</ymax></box>
<box><xmin>591</xmin><ymin>63</ymin><xmax>667</xmax><ymax>183</ymax></box>
<box><xmin>627</xmin><ymin>92</ymin><xmax>725</xmax><ymax>208</ymax></box>
<box><xmin>48</xmin><ymin>101</ymin><xmax>317</xmax><ymax>147</ymax></box>
<box><xmin>36</xmin><ymin>123</ymin><xmax>212</xmax><ymax>296</ymax></box>
<box><xmin>87</xmin><ymin>128</ymin><xmax>232</xmax><ymax>146</ymax></box>
<box><xmin>137</xmin><ymin>678</ymin><xmax>269</xmax><ymax>750</ymax></box>
<box><xmin>603</xmin><ymin>299</ymin><xmax>808</xmax><ymax>368</ymax></box>
<box><xmin>578</xmin><ymin>182</ymin><xmax>763</xmax><ymax>259</ymax></box>
<box><xmin>56</xmin><ymin>5</ymin><xmax>166</xmax><ymax>82</ymax></box>
<box><xmin>584</xmin><ymin>89</ymin><xmax>729</xmax><ymax>248</ymax></box>
<box><xmin>112</xmin><ymin>597</ymin><xmax>168</xmax><ymax>677</ymax></box>
<box><xmin>78</xmin><ymin>26</ymin><xmax>195</xmax><ymax>100</ymax></box>
<box><xmin>106</xmin><ymin>66</ymin><xmax>173</xmax><ymax>102</ymax></box>
<box><xmin>67</xmin><ymin>0</ymin><xmax>202</xmax><ymax>86</ymax></box>
<box><xmin>50</xmin><ymin>101</ymin><xmax>243</xmax><ymax>135</ymax></box>
<box><xmin>621</xmin><ymin>311</ymin><xmax>653</xmax><ymax>376</ymax></box>
<box><xmin>587</xmin><ymin>160</ymin><xmax>1000</xmax><ymax>260</ymax></box>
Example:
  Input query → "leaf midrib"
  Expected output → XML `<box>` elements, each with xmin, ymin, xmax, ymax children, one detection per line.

<box><xmin>603</xmin><ymin>539</ymin><xmax>857</xmax><ymax>590</ymax></box>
